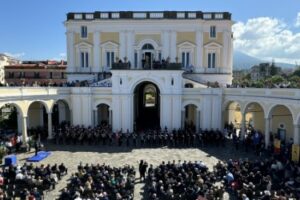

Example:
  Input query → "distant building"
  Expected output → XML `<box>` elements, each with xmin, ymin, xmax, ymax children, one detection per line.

<box><xmin>250</xmin><ymin>62</ymin><xmax>281</xmax><ymax>81</ymax></box>
<box><xmin>5</xmin><ymin>60</ymin><xmax>67</xmax><ymax>86</ymax></box>
<box><xmin>233</xmin><ymin>69</ymin><xmax>247</xmax><ymax>80</ymax></box>
<box><xmin>0</xmin><ymin>54</ymin><xmax>20</xmax><ymax>84</ymax></box>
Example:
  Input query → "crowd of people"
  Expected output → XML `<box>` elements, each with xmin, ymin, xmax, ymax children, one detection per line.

<box><xmin>59</xmin><ymin>163</ymin><xmax>135</xmax><ymax>200</ymax></box>
<box><xmin>0</xmin><ymin>163</ymin><xmax>67</xmax><ymax>199</ymax></box>
<box><xmin>145</xmin><ymin>160</ymin><xmax>225</xmax><ymax>200</ymax></box>
<box><xmin>217</xmin><ymin>157</ymin><xmax>300</xmax><ymax>199</ymax></box>
<box><xmin>53</xmin><ymin>124</ymin><xmax>229</xmax><ymax>149</ymax></box>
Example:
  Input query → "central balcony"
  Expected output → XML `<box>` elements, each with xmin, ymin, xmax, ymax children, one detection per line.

<box><xmin>111</xmin><ymin>62</ymin><xmax>183</xmax><ymax>70</ymax></box>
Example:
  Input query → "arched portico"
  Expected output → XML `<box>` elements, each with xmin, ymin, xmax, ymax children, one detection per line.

<box><xmin>135</xmin><ymin>39</ymin><xmax>161</xmax><ymax>69</ymax></box>
<box><xmin>51</xmin><ymin>99</ymin><xmax>71</xmax><ymax>128</ymax></box>
<box><xmin>134</xmin><ymin>81</ymin><xmax>160</xmax><ymax>130</ymax></box>
<box><xmin>0</xmin><ymin>104</ymin><xmax>19</xmax><ymax>134</ymax></box>
<box><xmin>95</xmin><ymin>103</ymin><xmax>111</xmax><ymax>127</ymax></box>
<box><xmin>27</xmin><ymin>101</ymin><xmax>50</xmax><ymax>140</ymax></box>
<box><xmin>266</xmin><ymin>104</ymin><xmax>294</xmax><ymax>144</ymax></box>
<box><xmin>183</xmin><ymin>104</ymin><xmax>199</xmax><ymax>131</ymax></box>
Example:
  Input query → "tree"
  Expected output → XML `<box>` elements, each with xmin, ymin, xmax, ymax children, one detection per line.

<box><xmin>270</xmin><ymin>60</ymin><xmax>277</xmax><ymax>76</ymax></box>
<box><xmin>270</xmin><ymin>75</ymin><xmax>285</xmax><ymax>85</ymax></box>
<box><xmin>293</xmin><ymin>69</ymin><xmax>300</xmax><ymax>77</ymax></box>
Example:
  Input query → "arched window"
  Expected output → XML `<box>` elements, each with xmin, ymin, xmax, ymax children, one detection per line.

<box><xmin>184</xmin><ymin>83</ymin><xmax>194</xmax><ymax>88</ymax></box>
<box><xmin>143</xmin><ymin>84</ymin><xmax>157</xmax><ymax>107</ymax></box>
<box><xmin>142</xmin><ymin>43</ymin><xmax>154</xmax><ymax>50</ymax></box>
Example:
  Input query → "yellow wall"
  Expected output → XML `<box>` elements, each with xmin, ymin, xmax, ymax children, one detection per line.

<box><xmin>203</xmin><ymin>32</ymin><xmax>223</xmax><ymax>45</ymax></box>
<box><xmin>177</xmin><ymin>32</ymin><xmax>196</xmax><ymax>44</ymax></box>
<box><xmin>74</xmin><ymin>33</ymin><xmax>94</xmax><ymax>45</ymax></box>
<box><xmin>270</xmin><ymin>106</ymin><xmax>293</xmax><ymax>141</ymax></box>
<box><xmin>252</xmin><ymin>112</ymin><xmax>265</xmax><ymax>132</ymax></box>
<box><xmin>185</xmin><ymin>105</ymin><xmax>197</xmax><ymax>125</ymax></box>
<box><xmin>101</xmin><ymin>32</ymin><xmax>119</xmax><ymax>44</ymax></box>
<box><xmin>203</xmin><ymin>32</ymin><xmax>224</xmax><ymax>68</ymax></box>
<box><xmin>135</xmin><ymin>34</ymin><xmax>161</xmax><ymax>45</ymax></box>
<box><xmin>28</xmin><ymin>103</ymin><xmax>44</xmax><ymax>128</ymax></box>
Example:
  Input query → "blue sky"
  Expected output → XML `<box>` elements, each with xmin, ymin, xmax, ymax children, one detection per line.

<box><xmin>0</xmin><ymin>0</ymin><xmax>299</xmax><ymax>63</ymax></box>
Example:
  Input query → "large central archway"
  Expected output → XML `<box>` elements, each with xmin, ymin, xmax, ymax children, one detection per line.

<box><xmin>134</xmin><ymin>81</ymin><xmax>160</xmax><ymax>130</ymax></box>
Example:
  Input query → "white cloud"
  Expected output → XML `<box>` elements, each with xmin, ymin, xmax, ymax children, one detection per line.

<box><xmin>233</xmin><ymin>17</ymin><xmax>300</xmax><ymax>64</ymax></box>
<box><xmin>3</xmin><ymin>52</ymin><xmax>25</xmax><ymax>59</ymax></box>
<box><xmin>295</xmin><ymin>12</ymin><xmax>300</xmax><ymax>27</ymax></box>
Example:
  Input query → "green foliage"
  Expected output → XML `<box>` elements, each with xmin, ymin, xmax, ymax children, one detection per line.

<box><xmin>293</xmin><ymin>69</ymin><xmax>300</xmax><ymax>77</ymax></box>
<box><xmin>269</xmin><ymin>75</ymin><xmax>285</xmax><ymax>84</ymax></box>
<box><xmin>0</xmin><ymin>105</ymin><xmax>18</xmax><ymax>130</ymax></box>
<box><xmin>270</xmin><ymin>64</ymin><xmax>277</xmax><ymax>76</ymax></box>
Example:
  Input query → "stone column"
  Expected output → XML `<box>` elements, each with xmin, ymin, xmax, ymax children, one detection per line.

<box><xmin>265</xmin><ymin>118</ymin><xmax>271</xmax><ymax>148</ymax></box>
<box><xmin>162</xmin><ymin>30</ymin><xmax>170</xmax><ymax>59</ymax></box>
<box><xmin>17</xmin><ymin>112</ymin><xmax>22</xmax><ymax>134</ymax></box>
<box><xmin>22</xmin><ymin>116</ymin><xmax>28</xmax><ymax>143</ymax></box>
<box><xmin>195</xmin><ymin>29</ymin><xmax>203</xmax><ymax>72</ymax></box>
<box><xmin>294</xmin><ymin>124</ymin><xmax>300</xmax><ymax>145</ymax></box>
<box><xmin>181</xmin><ymin>110</ymin><xmax>185</xmax><ymax>128</ymax></box>
<box><xmin>119</xmin><ymin>31</ymin><xmax>126</xmax><ymax>61</ymax></box>
<box><xmin>47</xmin><ymin>112</ymin><xmax>52</xmax><ymax>139</ymax></box>
<box><xmin>170</xmin><ymin>31</ymin><xmax>177</xmax><ymax>62</ymax></box>
<box><xmin>126</xmin><ymin>31</ymin><xmax>135</xmax><ymax>69</ymax></box>
<box><xmin>223</xmin><ymin>31</ymin><xmax>229</xmax><ymax>69</ymax></box>
<box><xmin>66</xmin><ymin>31</ymin><xmax>75</xmax><ymax>73</ymax></box>
<box><xmin>240</xmin><ymin>112</ymin><xmax>246</xmax><ymax>140</ymax></box>
<box><xmin>93</xmin><ymin>31</ymin><xmax>100</xmax><ymax>73</ymax></box>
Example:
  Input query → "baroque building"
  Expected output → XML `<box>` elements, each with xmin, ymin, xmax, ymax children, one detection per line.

<box><xmin>0</xmin><ymin>11</ymin><xmax>300</xmax><ymax>149</ymax></box>
<box><xmin>65</xmin><ymin>11</ymin><xmax>233</xmax><ymax>85</ymax></box>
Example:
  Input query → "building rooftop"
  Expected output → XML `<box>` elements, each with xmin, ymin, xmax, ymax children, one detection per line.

<box><xmin>5</xmin><ymin>60</ymin><xmax>67</xmax><ymax>69</ymax></box>
<box><xmin>67</xmin><ymin>11</ymin><xmax>231</xmax><ymax>21</ymax></box>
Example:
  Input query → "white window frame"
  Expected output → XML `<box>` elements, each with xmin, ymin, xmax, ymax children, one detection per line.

<box><xmin>177</xmin><ymin>41</ymin><xmax>195</xmax><ymax>69</ymax></box>
<box><xmin>75</xmin><ymin>42</ymin><xmax>93</xmax><ymax>71</ymax></box>
<box><xmin>204</xmin><ymin>42</ymin><xmax>222</xmax><ymax>70</ymax></box>
<box><xmin>210</xmin><ymin>26</ymin><xmax>216</xmax><ymax>38</ymax></box>
<box><xmin>105</xmin><ymin>51</ymin><xmax>115</xmax><ymax>68</ymax></box>
<box><xmin>101</xmin><ymin>41</ymin><xmax>119</xmax><ymax>71</ymax></box>
<box><xmin>207</xmin><ymin>52</ymin><xmax>216</xmax><ymax>68</ymax></box>
<box><xmin>81</xmin><ymin>26</ymin><xmax>88</xmax><ymax>39</ymax></box>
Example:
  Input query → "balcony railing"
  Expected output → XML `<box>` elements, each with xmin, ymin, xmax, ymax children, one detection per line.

<box><xmin>111</xmin><ymin>62</ymin><xmax>182</xmax><ymax>70</ymax></box>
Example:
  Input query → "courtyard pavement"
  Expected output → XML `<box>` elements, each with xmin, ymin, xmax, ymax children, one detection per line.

<box><xmin>15</xmin><ymin>141</ymin><xmax>261</xmax><ymax>200</ymax></box>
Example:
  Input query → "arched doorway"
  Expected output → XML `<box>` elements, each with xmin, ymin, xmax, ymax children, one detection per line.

<box><xmin>134</xmin><ymin>81</ymin><xmax>160</xmax><ymax>130</ymax></box>
<box><xmin>184</xmin><ymin>104</ymin><xmax>198</xmax><ymax>131</ymax></box>
<box><xmin>52</xmin><ymin>100</ymin><xmax>70</xmax><ymax>128</ymax></box>
<box><xmin>224</xmin><ymin>101</ymin><xmax>242</xmax><ymax>129</ymax></box>
<box><xmin>96</xmin><ymin>104</ymin><xmax>110</xmax><ymax>126</ymax></box>
<box><xmin>28</xmin><ymin>101</ymin><xmax>48</xmax><ymax>139</ymax></box>
<box><xmin>0</xmin><ymin>104</ymin><xmax>19</xmax><ymax>134</ymax></box>
<box><xmin>142</xmin><ymin>43</ymin><xmax>155</xmax><ymax>69</ymax></box>
<box><xmin>268</xmin><ymin>105</ymin><xmax>293</xmax><ymax>143</ymax></box>
<box><xmin>244</xmin><ymin>102</ymin><xmax>265</xmax><ymax>132</ymax></box>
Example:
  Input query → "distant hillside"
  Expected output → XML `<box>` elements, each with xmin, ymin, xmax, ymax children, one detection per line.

<box><xmin>233</xmin><ymin>51</ymin><xmax>295</xmax><ymax>70</ymax></box>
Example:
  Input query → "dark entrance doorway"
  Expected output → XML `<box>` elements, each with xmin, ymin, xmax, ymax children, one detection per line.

<box><xmin>134</xmin><ymin>82</ymin><xmax>160</xmax><ymax>131</ymax></box>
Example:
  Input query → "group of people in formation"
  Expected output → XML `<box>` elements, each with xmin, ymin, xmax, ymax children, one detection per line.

<box><xmin>53</xmin><ymin>123</ymin><xmax>228</xmax><ymax>148</ymax></box>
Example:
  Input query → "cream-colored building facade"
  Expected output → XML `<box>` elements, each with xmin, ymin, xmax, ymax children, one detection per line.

<box><xmin>0</xmin><ymin>54</ymin><xmax>20</xmax><ymax>84</ymax></box>
<box><xmin>65</xmin><ymin>11</ymin><xmax>233</xmax><ymax>85</ymax></box>
<box><xmin>0</xmin><ymin>11</ymin><xmax>299</xmax><ymax>150</ymax></box>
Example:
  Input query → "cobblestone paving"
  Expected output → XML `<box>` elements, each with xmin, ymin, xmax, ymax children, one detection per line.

<box><xmin>15</xmin><ymin>142</ymin><xmax>259</xmax><ymax>200</ymax></box>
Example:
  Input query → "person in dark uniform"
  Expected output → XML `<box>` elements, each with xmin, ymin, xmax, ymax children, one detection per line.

<box><xmin>34</xmin><ymin>141</ymin><xmax>39</xmax><ymax>156</ymax></box>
